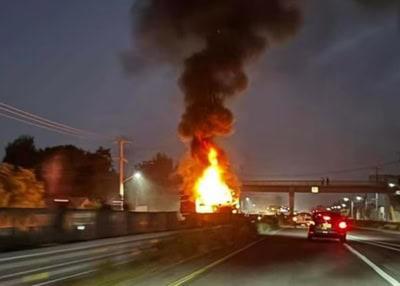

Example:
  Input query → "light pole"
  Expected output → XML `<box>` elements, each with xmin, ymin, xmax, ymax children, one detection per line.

<box><xmin>340</xmin><ymin>197</ymin><xmax>350</xmax><ymax>217</ymax></box>
<box><xmin>355</xmin><ymin>196</ymin><xmax>363</xmax><ymax>220</ymax></box>
<box><xmin>342</xmin><ymin>197</ymin><xmax>354</xmax><ymax>218</ymax></box>
<box><xmin>124</xmin><ymin>171</ymin><xmax>143</xmax><ymax>210</ymax></box>
<box><xmin>350</xmin><ymin>200</ymin><xmax>354</xmax><ymax>218</ymax></box>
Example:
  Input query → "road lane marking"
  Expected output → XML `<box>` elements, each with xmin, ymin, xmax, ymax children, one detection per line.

<box><xmin>167</xmin><ymin>239</ymin><xmax>264</xmax><ymax>286</ymax></box>
<box><xmin>168</xmin><ymin>229</ymin><xmax>281</xmax><ymax>286</ymax></box>
<box><xmin>349</xmin><ymin>234</ymin><xmax>400</xmax><ymax>247</ymax></box>
<box><xmin>22</xmin><ymin>272</ymin><xmax>49</xmax><ymax>283</ymax></box>
<box><xmin>372</xmin><ymin>241</ymin><xmax>400</xmax><ymax>248</ymax></box>
<box><xmin>32</xmin><ymin>270</ymin><xmax>95</xmax><ymax>286</ymax></box>
<box><xmin>355</xmin><ymin>241</ymin><xmax>400</xmax><ymax>253</ymax></box>
<box><xmin>354</xmin><ymin>227</ymin><xmax>400</xmax><ymax>235</ymax></box>
<box><xmin>344</xmin><ymin>243</ymin><xmax>400</xmax><ymax>286</ymax></box>
<box><xmin>349</xmin><ymin>236</ymin><xmax>400</xmax><ymax>253</ymax></box>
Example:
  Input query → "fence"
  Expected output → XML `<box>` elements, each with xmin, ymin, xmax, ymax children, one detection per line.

<box><xmin>0</xmin><ymin>208</ymin><xmax>234</xmax><ymax>249</ymax></box>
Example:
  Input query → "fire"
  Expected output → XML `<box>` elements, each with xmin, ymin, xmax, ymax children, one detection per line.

<box><xmin>194</xmin><ymin>147</ymin><xmax>236</xmax><ymax>213</ymax></box>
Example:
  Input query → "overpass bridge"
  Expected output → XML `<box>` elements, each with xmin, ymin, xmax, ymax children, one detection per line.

<box><xmin>241</xmin><ymin>180</ymin><xmax>393</xmax><ymax>213</ymax></box>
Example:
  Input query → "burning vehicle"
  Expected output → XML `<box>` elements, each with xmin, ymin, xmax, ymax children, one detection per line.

<box><xmin>179</xmin><ymin>140</ymin><xmax>239</xmax><ymax>214</ymax></box>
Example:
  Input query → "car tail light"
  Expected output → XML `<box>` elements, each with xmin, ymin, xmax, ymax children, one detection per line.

<box><xmin>338</xmin><ymin>221</ymin><xmax>347</xmax><ymax>229</ymax></box>
<box><xmin>323</xmin><ymin>216</ymin><xmax>331</xmax><ymax>221</ymax></box>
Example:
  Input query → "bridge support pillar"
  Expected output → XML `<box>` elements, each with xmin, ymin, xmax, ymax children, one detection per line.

<box><xmin>289</xmin><ymin>190</ymin><xmax>295</xmax><ymax>215</ymax></box>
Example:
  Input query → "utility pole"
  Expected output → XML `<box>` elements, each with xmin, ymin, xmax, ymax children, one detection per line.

<box><xmin>116</xmin><ymin>137</ymin><xmax>130</xmax><ymax>209</ymax></box>
<box><xmin>374</xmin><ymin>166</ymin><xmax>380</xmax><ymax>220</ymax></box>
<box><xmin>374</xmin><ymin>166</ymin><xmax>379</xmax><ymax>182</ymax></box>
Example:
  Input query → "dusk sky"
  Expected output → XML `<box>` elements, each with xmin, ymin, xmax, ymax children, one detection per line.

<box><xmin>1</xmin><ymin>0</ymin><xmax>399</xmax><ymax>182</ymax></box>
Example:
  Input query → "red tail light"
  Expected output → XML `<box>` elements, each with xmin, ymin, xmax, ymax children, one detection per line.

<box><xmin>338</xmin><ymin>221</ymin><xmax>347</xmax><ymax>229</ymax></box>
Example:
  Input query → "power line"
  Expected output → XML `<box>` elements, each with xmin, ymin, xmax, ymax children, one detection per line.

<box><xmin>0</xmin><ymin>111</ymin><xmax>87</xmax><ymax>138</ymax></box>
<box><xmin>0</xmin><ymin>108</ymin><xmax>87</xmax><ymax>138</ymax></box>
<box><xmin>0</xmin><ymin>102</ymin><xmax>111</xmax><ymax>140</ymax></box>
<box><xmin>241</xmin><ymin>160</ymin><xmax>400</xmax><ymax>178</ymax></box>
<box><xmin>0</xmin><ymin>103</ymin><xmax>94</xmax><ymax>136</ymax></box>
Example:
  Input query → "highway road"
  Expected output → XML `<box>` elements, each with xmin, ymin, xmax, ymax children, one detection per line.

<box><xmin>133</xmin><ymin>227</ymin><xmax>400</xmax><ymax>286</ymax></box>
<box><xmin>1</xmin><ymin>226</ymin><xmax>399</xmax><ymax>285</ymax></box>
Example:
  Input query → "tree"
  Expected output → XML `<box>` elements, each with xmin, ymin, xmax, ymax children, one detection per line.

<box><xmin>39</xmin><ymin>145</ymin><xmax>118</xmax><ymax>200</ymax></box>
<box><xmin>136</xmin><ymin>153</ymin><xmax>177</xmax><ymax>186</ymax></box>
<box><xmin>3</xmin><ymin>135</ymin><xmax>38</xmax><ymax>169</ymax></box>
<box><xmin>0</xmin><ymin>163</ymin><xmax>45</xmax><ymax>208</ymax></box>
<box><xmin>2</xmin><ymin>135</ymin><xmax>119</xmax><ymax>201</ymax></box>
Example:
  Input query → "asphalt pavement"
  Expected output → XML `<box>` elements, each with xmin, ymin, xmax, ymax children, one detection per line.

<box><xmin>135</xmin><ymin>227</ymin><xmax>400</xmax><ymax>286</ymax></box>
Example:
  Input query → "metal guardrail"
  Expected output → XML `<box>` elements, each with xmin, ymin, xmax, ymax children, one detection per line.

<box><xmin>0</xmin><ymin>226</ymin><xmax>227</xmax><ymax>286</ymax></box>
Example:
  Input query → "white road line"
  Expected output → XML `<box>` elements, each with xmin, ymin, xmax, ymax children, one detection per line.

<box><xmin>32</xmin><ymin>270</ymin><xmax>95</xmax><ymax>286</ymax></box>
<box><xmin>168</xmin><ymin>229</ymin><xmax>281</xmax><ymax>286</ymax></box>
<box><xmin>344</xmin><ymin>243</ymin><xmax>400</xmax><ymax>286</ymax></box>
<box><xmin>349</xmin><ymin>236</ymin><xmax>400</xmax><ymax>253</ymax></box>
<box><xmin>372</xmin><ymin>241</ymin><xmax>400</xmax><ymax>248</ymax></box>
<box><xmin>168</xmin><ymin>239</ymin><xmax>264</xmax><ymax>286</ymax></box>
<box><xmin>358</xmin><ymin>241</ymin><xmax>400</xmax><ymax>253</ymax></box>
<box><xmin>354</xmin><ymin>227</ymin><xmax>400</xmax><ymax>235</ymax></box>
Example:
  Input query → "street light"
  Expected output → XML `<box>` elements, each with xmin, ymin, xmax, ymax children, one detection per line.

<box><xmin>343</xmin><ymin>197</ymin><xmax>350</xmax><ymax>202</ymax></box>
<box><xmin>134</xmin><ymin>171</ymin><xmax>142</xmax><ymax>179</ymax></box>
<box><xmin>388</xmin><ymin>182</ymin><xmax>396</xmax><ymax>188</ymax></box>
<box><xmin>124</xmin><ymin>171</ymin><xmax>143</xmax><ymax>183</ymax></box>
<box><xmin>356</xmin><ymin>196</ymin><xmax>363</xmax><ymax>201</ymax></box>
<box><xmin>341</xmin><ymin>203</ymin><xmax>346</xmax><ymax>208</ymax></box>
<box><xmin>122</xmin><ymin>171</ymin><xmax>144</xmax><ymax>211</ymax></box>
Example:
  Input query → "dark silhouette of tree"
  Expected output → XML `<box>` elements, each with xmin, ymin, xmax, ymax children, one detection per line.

<box><xmin>3</xmin><ymin>136</ymin><xmax>118</xmax><ymax>201</ymax></box>
<box><xmin>3</xmin><ymin>135</ymin><xmax>38</xmax><ymax>169</ymax></box>
<box><xmin>136</xmin><ymin>153</ymin><xmax>177</xmax><ymax>186</ymax></box>
<box><xmin>39</xmin><ymin>145</ymin><xmax>118</xmax><ymax>200</ymax></box>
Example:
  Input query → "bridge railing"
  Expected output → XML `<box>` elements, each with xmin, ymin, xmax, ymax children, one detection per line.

<box><xmin>241</xmin><ymin>180</ymin><xmax>387</xmax><ymax>187</ymax></box>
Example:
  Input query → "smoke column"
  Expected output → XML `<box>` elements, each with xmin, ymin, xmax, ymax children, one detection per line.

<box><xmin>130</xmin><ymin>0</ymin><xmax>301</xmax><ymax>148</ymax></box>
<box><xmin>128</xmin><ymin>1</ymin><xmax>302</xmax><ymax>202</ymax></box>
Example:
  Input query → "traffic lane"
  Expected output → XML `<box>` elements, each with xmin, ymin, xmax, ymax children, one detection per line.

<box><xmin>127</xmin><ymin>248</ymin><xmax>243</xmax><ymax>286</ymax></box>
<box><xmin>188</xmin><ymin>228</ymin><xmax>388</xmax><ymax>286</ymax></box>
<box><xmin>349</xmin><ymin>228</ymin><xmax>400</xmax><ymax>245</ymax></box>
<box><xmin>347</xmin><ymin>230</ymin><xmax>400</xmax><ymax>281</ymax></box>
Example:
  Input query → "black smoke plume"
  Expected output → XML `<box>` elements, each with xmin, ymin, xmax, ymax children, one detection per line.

<box><xmin>130</xmin><ymin>0</ymin><xmax>302</xmax><ymax>153</ymax></box>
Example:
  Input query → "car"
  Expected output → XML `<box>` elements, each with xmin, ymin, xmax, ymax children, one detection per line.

<box><xmin>291</xmin><ymin>212</ymin><xmax>312</xmax><ymax>227</ymax></box>
<box><xmin>308</xmin><ymin>211</ymin><xmax>348</xmax><ymax>242</ymax></box>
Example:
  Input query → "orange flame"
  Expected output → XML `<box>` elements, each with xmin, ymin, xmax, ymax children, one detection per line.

<box><xmin>194</xmin><ymin>147</ymin><xmax>236</xmax><ymax>213</ymax></box>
